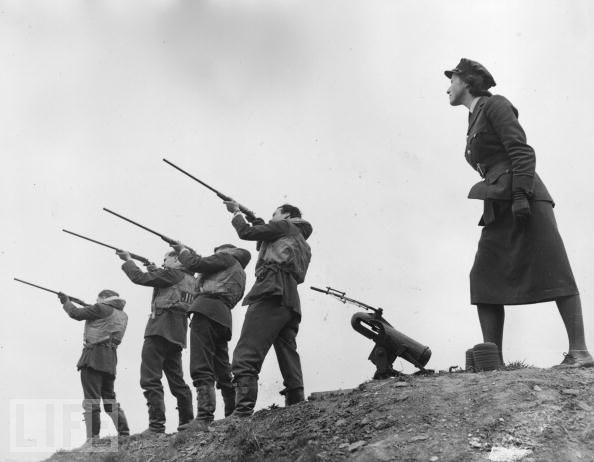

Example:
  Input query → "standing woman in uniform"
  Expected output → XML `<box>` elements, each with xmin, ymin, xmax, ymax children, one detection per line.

<box><xmin>444</xmin><ymin>58</ymin><xmax>593</xmax><ymax>368</ymax></box>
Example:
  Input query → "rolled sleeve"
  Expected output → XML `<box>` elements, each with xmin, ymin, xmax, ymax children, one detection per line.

<box><xmin>121</xmin><ymin>260</ymin><xmax>182</xmax><ymax>287</ymax></box>
<box><xmin>231</xmin><ymin>216</ymin><xmax>288</xmax><ymax>242</ymax></box>
<box><xmin>178</xmin><ymin>250</ymin><xmax>232</xmax><ymax>274</ymax></box>
<box><xmin>63</xmin><ymin>302</ymin><xmax>110</xmax><ymax>321</ymax></box>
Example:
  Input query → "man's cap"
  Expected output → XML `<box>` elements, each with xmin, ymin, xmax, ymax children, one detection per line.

<box><xmin>214</xmin><ymin>243</ymin><xmax>236</xmax><ymax>253</ymax></box>
<box><xmin>444</xmin><ymin>58</ymin><xmax>496</xmax><ymax>89</ymax></box>
<box><xmin>98</xmin><ymin>289</ymin><xmax>119</xmax><ymax>299</ymax></box>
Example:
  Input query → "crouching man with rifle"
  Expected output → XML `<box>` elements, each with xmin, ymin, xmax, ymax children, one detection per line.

<box><xmin>223</xmin><ymin>201</ymin><xmax>313</xmax><ymax>417</ymax></box>
<box><xmin>116</xmin><ymin>250</ymin><xmax>196</xmax><ymax>434</ymax></box>
<box><xmin>60</xmin><ymin>289</ymin><xmax>130</xmax><ymax>443</ymax></box>
<box><xmin>170</xmin><ymin>242</ymin><xmax>251</xmax><ymax>430</ymax></box>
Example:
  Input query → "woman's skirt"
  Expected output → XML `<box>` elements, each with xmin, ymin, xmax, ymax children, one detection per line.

<box><xmin>470</xmin><ymin>200</ymin><xmax>579</xmax><ymax>305</ymax></box>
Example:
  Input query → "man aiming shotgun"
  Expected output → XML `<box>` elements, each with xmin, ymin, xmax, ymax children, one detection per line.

<box><xmin>115</xmin><ymin>247</ymin><xmax>196</xmax><ymax>434</ymax></box>
<box><xmin>160</xmin><ymin>159</ymin><xmax>313</xmax><ymax>415</ymax></box>
<box><xmin>101</xmin><ymin>207</ymin><xmax>197</xmax><ymax>432</ymax></box>
<box><xmin>169</xmin><ymin>240</ymin><xmax>251</xmax><ymax>430</ymax></box>
<box><xmin>223</xmin><ymin>201</ymin><xmax>313</xmax><ymax>417</ymax></box>
<box><xmin>14</xmin><ymin>278</ymin><xmax>130</xmax><ymax>444</ymax></box>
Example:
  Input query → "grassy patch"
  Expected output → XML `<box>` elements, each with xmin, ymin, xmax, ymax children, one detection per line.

<box><xmin>236</xmin><ymin>422</ymin><xmax>263</xmax><ymax>456</ymax></box>
<box><xmin>505</xmin><ymin>360</ymin><xmax>532</xmax><ymax>370</ymax></box>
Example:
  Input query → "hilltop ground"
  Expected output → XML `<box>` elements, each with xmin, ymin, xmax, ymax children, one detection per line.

<box><xmin>46</xmin><ymin>367</ymin><xmax>594</xmax><ymax>462</ymax></box>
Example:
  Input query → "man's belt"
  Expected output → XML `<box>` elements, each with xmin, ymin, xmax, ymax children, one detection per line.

<box><xmin>154</xmin><ymin>305</ymin><xmax>188</xmax><ymax>316</ymax></box>
<box><xmin>83</xmin><ymin>337</ymin><xmax>117</xmax><ymax>349</ymax></box>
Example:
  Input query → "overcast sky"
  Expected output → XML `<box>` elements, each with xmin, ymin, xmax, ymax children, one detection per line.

<box><xmin>3</xmin><ymin>1</ymin><xmax>594</xmax><ymax>460</ymax></box>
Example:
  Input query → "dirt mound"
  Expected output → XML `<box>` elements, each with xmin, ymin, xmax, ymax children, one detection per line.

<box><xmin>45</xmin><ymin>367</ymin><xmax>594</xmax><ymax>462</ymax></box>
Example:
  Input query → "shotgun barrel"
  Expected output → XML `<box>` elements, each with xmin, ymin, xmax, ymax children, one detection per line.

<box><xmin>14</xmin><ymin>278</ymin><xmax>89</xmax><ymax>306</ymax></box>
<box><xmin>162</xmin><ymin>158</ymin><xmax>258</xmax><ymax>222</ymax></box>
<box><xmin>62</xmin><ymin>229</ymin><xmax>152</xmax><ymax>266</ymax></box>
<box><xmin>102</xmin><ymin>208</ymin><xmax>177</xmax><ymax>245</ymax></box>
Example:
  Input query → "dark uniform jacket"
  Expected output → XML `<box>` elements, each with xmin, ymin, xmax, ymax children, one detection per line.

<box><xmin>63</xmin><ymin>298</ymin><xmax>127</xmax><ymax>377</ymax></box>
<box><xmin>178</xmin><ymin>248</ymin><xmax>251</xmax><ymax>335</ymax></box>
<box><xmin>465</xmin><ymin>95</ymin><xmax>553</xmax><ymax>204</ymax></box>
<box><xmin>232</xmin><ymin>215</ymin><xmax>313</xmax><ymax>316</ymax></box>
<box><xmin>121</xmin><ymin>261</ymin><xmax>193</xmax><ymax>348</ymax></box>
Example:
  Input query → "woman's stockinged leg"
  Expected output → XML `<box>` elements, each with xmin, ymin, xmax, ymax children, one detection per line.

<box><xmin>555</xmin><ymin>295</ymin><xmax>593</xmax><ymax>367</ymax></box>
<box><xmin>477</xmin><ymin>304</ymin><xmax>505</xmax><ymax>364</ymax></box>
<box><xmin>556</xmin><ymin>295</ymin><xmax>587</xmax><ymax>351</ymax></box>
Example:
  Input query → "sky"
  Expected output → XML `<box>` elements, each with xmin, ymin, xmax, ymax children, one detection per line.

<box><xmin>2</xmin><ymin>1</ymin><xmax>594</xmax><ymax>460</ymax></box>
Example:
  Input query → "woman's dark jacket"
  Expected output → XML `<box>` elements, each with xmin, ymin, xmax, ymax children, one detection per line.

<box><xmin>465</xmin><ymin>94</ymin><xmax>553</xmax><ymax>209</ymax></box>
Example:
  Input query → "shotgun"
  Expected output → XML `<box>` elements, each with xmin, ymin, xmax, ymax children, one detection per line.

<box><xmin>103</xmin><ymin>208</ymin><xmax>178</xmax><ymax>245</ymax></box>
<box><xmin>102</xmin><ymin>208</ymin><xmax>195</xmax><ymax>253</ymax></box>
<box><xmin>14</xmin><ymin>278</ymin><xmax>90</xmax><ymax>306</ymax></box>
<box><xmin>162</xmin><ymin>158</ymin><xmax>259</xmax><ymax>222</ymax></box>
<box><xmin>62</xmin><ymin>229</ymin><xmax>153</xmax><ymax>266</ymax></box>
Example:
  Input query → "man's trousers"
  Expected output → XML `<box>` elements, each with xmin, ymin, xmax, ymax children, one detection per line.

<box><xmin>232</xmin><ymin>298</ymin><xmax>303</xmax><ymax>394</ymax></box>
<box><xmin>80</xmin><ymin>367</ymin><xmax>129</xmax><ymax>438</ymax></box>
<box><xmin>190</xmin><ymin>313</ymin><xmax>235</xmax><ymax>420</ymax></box>
<box><xmin>140</xmin><ymin>335</ymin><xmax>193</xmax><ymax>432</ymax></box>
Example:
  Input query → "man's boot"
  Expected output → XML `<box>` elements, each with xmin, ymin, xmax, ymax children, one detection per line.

<box><xmin>192</xmin><ymin>384</ymin><xmax>216</xmax><ymax>431</ymax></box>
<box><xmin>107</xmin><ymin>403</ymin><xmax>130</xmax><ymax>437</ymax></box>
<box><xmin>280</xmin><ymin>387</ymin><xmax>305</xmax><ymax>406</ymax></box>
<box><xmin>231</xmin><ymin>376</ymin><xmax>258</xmax><ymax>418</ymax></box>
<box><xmin>144</xmin><ymin>395</ymin><xmax>166</xmax><ymax>434</ymax></box>
<box><xmin>82</xmin><ymin>410</ymin><xmax>101</xmax><ymax>448</ymax></box>
<box><xmin>176</xmin><ymin>399</ymin><xmax>195</xmax><ymax>432</ymax></box>
<box><xmin>221</xmin><ymin>386</ymin><xmax>236</xmax><ymax>417</ymax></box>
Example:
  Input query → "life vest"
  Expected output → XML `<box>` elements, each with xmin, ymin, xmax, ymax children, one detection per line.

<box><xmin>200</xmin><ymin>259</ymin><xmax>246</xmax><ymax>308</ymax></box>
<box><xmin>258</xmin><ymin>223</ymin><xmax>311</xmax><ymax>284</ymax></box>
<box><xmin>152</xmin><ymin>271</ymin><xmax>197</xmax><ymax>313</ymax></box>
<box><xmin>84</xmin><ymin>307</ymin><xmax>128</xmax><ymax>347</ymax></box>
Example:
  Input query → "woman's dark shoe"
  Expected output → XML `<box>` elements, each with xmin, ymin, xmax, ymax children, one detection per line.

<box><xmin>554</xmin><ymin>351</ymin><xmax>594</xmax><ymax>368</ymax></box>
